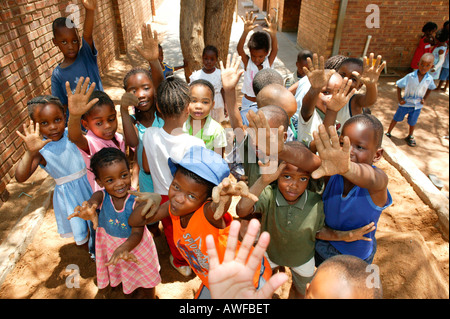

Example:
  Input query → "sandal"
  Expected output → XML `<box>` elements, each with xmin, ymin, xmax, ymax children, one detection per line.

<box><xmin>385</xmin><ymin>132</ymin><xmax>392</xmax><ymax>138</ymax></box>
<box><xmin>405</xmin><ymin>135</ymin><xmax>416</xmax><ymax>147</ymax></box>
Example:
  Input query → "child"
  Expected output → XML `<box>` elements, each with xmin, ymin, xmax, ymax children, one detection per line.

<box><xmin>437</xmin><ymin>21</ymin><xmax>450</xmax><ymax>91</ymax></box>
<box><xmin>410</xmin><ymin>22</ymin><xmax>438</xmax><ymax>70</ymax></box>
<box><xmin>189</xmin><ymin>46</ymin><xmax>226</xmax><ymax>123</ymax></box>
<box><xmin>68</xmin><ymin>148</ymin><xmax>161</xmax><ymax>298</ymax></box>
<box><xmin>206</xmin><ymin>219</ymin><xmax>383</xmax><ymax>299</ymax></box>
<box><xmin>182</xmin><ymin>79</ymin><xmax>227</xmax><ymax>155</ymax></box>
<box><xmin>312</xmin><ymin>115</ymin><xmax>393</xmax><ymax>265</ymax></box>
<box><xmin>285</xmin><ymin>49</ymin><xmax>313</xmax><ymax>90</ymax></box>
<box><xmin>385</xmin><ymin>53</ymin><xmax>436</xmax><ymax>147</ymax></box>
<box><xmin>429</xmin><ymin>29</ymin><xmax>449</xmax><ymax>80</ymax></box>
<box><xmin>158</xmin><ymin>44</ymin><xmax>186</xmax><ymax>79</ymax></box>
<box><xmin>237</xmin><ymin>12</ymin><xmax>278</xmax><ymax>121</ymax></box>
<box><xmin>128</xmin><ymin>145</ymin><xmax>271</xmax><ymax>299</ymax></box>
<box><xmin>15</xmin><ymin>95</ymin><xmax>93</xmax><ymax>255</ymax></box>
<box><xmin>51</xmin><ymin>0</ymin><xmax>103</xmax><ymax>113</ymax></box>
<box><xmin>236</xmin><ymin>144</ymin><xmax>376</xmax><ymax>298</ymax></box>
<box><xmin>297</xmin><ymin>53</ymin><xmax>384</xmax><ymax>148</ymax></box>
<box><xmin>66</xmin><ymin>77</ymin><xmax>125</xmax><ymax>191</ymax></box>
<box><xmin>141</xmin><ymin>76</ymin><xmax>206</xmax><ymax>276</ymax></box>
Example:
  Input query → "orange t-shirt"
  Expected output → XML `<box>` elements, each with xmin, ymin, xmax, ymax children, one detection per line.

<box><xmin>170</xmin><ymin>202</ymin><xmax>272</xmax><ymax>289</ymax></box>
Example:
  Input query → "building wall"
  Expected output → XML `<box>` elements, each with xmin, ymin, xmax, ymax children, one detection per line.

<box><xmin>0</xmin><ymin>0</ymin><xmax>153</xmax><ymax>202</ymax></box>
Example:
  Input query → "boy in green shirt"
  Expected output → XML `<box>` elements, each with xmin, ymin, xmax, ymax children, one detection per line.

<box><xmin>236</xmin><ymin>141</ymin><xmax>376</xmax><ymax>298</ymax></box>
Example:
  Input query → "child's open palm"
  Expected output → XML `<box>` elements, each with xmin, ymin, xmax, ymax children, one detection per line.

<box><xmin>303</xmin><ymin>53</ymin><xmax>335</xmax><ymax>90</ymax></box>
<box><xmin>136</xmin><ymin>23</ymin><xmax>159</xmax><ymax>62</ymax></box>
<box><xmin>263</xmin><ymin>14</ymin><xmax>277</xmax><ymax>36</ymax></box>
<box><xmin>220</xmin><ymin>53</ymin><xmax>244</xmax><ymax>91</ymax></box>
<box><xmin>16</xmin><ymin>121</ymin><xmax>52</xmax><ymax>154</ymax></box>
<box><xmin>354</xmin><ymin>53</ymin><xmax>386</xmax><ymax>86</ymax></box>
<box><xmin>66</xmin><ymin>77</ymin><xmax>99</xmax><ymax>117</ymax></box>
<box><xmin>240</xmin><ymin>11</ymin><xmax>257</xmax><ymax>33</ymax></box>
<box><xmin>326</xmin><ymin>77</ymin><xmax>357</xmax><ymax>112</ymax></box>
<box><xmin>311</xmin><ymin>124</ymin><xmax>351</xmax><ymax>179</ymax></box>
<box><xmin>68</xmin><ymin>201</ymin><xmax>99</xmax><ymax>230</ymax></box>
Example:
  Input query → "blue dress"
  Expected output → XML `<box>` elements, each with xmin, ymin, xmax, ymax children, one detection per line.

<box><xmin>39</xmin><ymin>129</ymin><xmax>93</xmax><ymax>244</ymax></box>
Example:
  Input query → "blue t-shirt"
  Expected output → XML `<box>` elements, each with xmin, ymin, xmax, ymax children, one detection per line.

<box><xmin>51</xmin><ymin>37</ymin><xmax>103</xmax><ymax>107</ymax></box>
<box><xmin>322</xmin><ymin>173</ymin><xmax>392</xmax><ymax>260</ymax></box>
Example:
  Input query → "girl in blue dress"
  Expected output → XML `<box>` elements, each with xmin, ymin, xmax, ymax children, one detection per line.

<box><xmin>15</xmin><ymin>95</ymin><xmax>94</xmax><ymax>255</ymax></box>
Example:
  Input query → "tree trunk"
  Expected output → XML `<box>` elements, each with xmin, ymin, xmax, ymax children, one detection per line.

<box><xmin>179</xmin><ymin>0</ymin><xmax>206</xmax><ymax>81</ymax></box>
<box><xmin>179</xmin><ymin>0</ymin><xmax>235</xmax><ymax>81</ymax></box>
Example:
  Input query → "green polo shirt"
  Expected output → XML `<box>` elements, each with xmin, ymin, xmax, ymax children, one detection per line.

<box><xmin>254</xmin><ymin>185</ymin><xmax>325</xmax><ymax>267</ymax></box>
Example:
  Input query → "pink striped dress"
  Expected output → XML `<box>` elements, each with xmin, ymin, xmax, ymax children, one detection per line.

<box><xmin>95</xmin><ymin>190</ymin><xmax>161</xmax><ymax>294</ymax></box>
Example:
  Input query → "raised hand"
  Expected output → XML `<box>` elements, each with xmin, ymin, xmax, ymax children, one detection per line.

<box><xmin>206</xmin><ymin>219</ymin><xmax>288</xmax><ymax>299</ymax></box>
<box><xmin>240</xmin><ymin>11</ymin><xmax>257</xmax><ymax>33</ymax></box>
<box><xmin>68</xmin><ymin>201</ymin><xmax>99</xmax><ymax>230</ymax></box>
<box><xmin>120</xmin><ymin>92</ymin><xmax>139</xmax><ymax>109</ymax></box>
<box><xmin>325</xmin><ymin>77</ymin><xmax>357</xmax><ymax>112</ymax></box>
<box><xmin>263</xmin><ymin>14</ymin><xmax>277</xmax><ymax>36</ymax></box>
<box><xmin>128</xmin><ymin>190</ymin><xmax>162</xmax><ymax>219</ymax></box>
<box><xmin>16</xmin><ymin>121</ymin><xmax>52</xmax><ymax>154</ymax></box>
<box><xmin>212</xmin><ymin>178</ymin><xmax>259</xmax><ymax>220</ymax></box>
<box><xmin>136</xmin><ymin>23</ymin><xmax>159</xmax><ymax>62</ymax></box>
<box><xmin>311</xmin><ymin>124</ymin><xmax>351</xmax><ymax>179</ymax></box>
<box><xmin>354</xmin><ymin>53</ymin><xmax>386</xmax><ymax>86</ymax></box>
<box><xmin>246</xmin><ymin>109</ymin><xmax>284</xmax><ymax>157</ymax></box>
<box><xmin>81</xmin><ymin>0</ymin><xmax>97</xmax><ymax>11</ymax></box>
<box><xmin>258</xmin><ymin>160</ymin><xmax>286</xmax><ymax>185</ymax></box>
<box><xmin>303</xmin><ymin>53</ymin><xmax>335</xmax><ymax>90</ymax></box>
<box><xmin>66</xmin><ymin>77</ymin><xmax>98</xmax><ymax>117</ymax></box>
<box><xmin>220</xmin><ymin>53</ymin><xmax>244</xmax><ymax>91</ymax></box>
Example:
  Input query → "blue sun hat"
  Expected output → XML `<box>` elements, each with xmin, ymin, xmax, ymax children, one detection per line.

<box><xmin>168</xmin><ymin>145</ymin><xmax>230</xmax><ymax>186</ymax></box>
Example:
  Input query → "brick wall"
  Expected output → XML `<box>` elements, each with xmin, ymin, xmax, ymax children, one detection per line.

<box><xmin>337</xmin><ymin>0</ymin><xmax>449</xmax><ymax>68</ymax></box>
<box><xmin>0</xmin><ymin>0</ymin><xmax>153</xmax><ymax>201</ymax></box>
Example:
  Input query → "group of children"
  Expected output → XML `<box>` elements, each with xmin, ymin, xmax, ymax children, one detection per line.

<box><xmin>13</xmin><ymin>2</ymin><xmax>447</xmax><ymax>299</ymax></box>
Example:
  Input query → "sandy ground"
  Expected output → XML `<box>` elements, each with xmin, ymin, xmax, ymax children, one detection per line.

<box><xmin>0</xmin><ymin>0</ymin><xmax>448</xmax><ymax>300</ymax></box>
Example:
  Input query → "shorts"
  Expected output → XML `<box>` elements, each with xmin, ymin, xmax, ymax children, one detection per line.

<box><xmin>393</xmin><ymin>106</ymin><xmax>422</xmax><ymax>126</ymax></box>
<box><xmin>314</xmin><ymin>239</ymin><xmax>377</xmax><ymax>267</ymax></box>
<box><xmin>265</xmin><ymin>253</ymin><xmax>315</xmax><ymax>294</ymax></box>
<box><xmin>439</xmin><ymin>67</ymin><xmax>449</xmax><ymax>81</ymax></box>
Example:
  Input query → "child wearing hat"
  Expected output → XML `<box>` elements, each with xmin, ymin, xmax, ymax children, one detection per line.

<box><xmin>128</xmin><ymin>145</ymin><xmax>272</xmax><ymax>298</ymax></box>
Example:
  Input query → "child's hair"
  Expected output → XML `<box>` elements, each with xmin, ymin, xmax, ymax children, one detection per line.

<box><xmin>338</xmin><ymin>57</ymin><xmax>364</xmax><ymax>71</ymax></box>
<box><xmin>190</xmin><ymin>79</ymin><xmax>215</xmax><ymax>99</ymax></box>
<box><xmin>325</xmin><ymin>55</ymin><xmax>348</xmax><ymax>70</ymax></box>
<box><xmin>435</xmin><ymin>29</ymin><xmax>449</xmax><ymax>43</ymax></box>
<box><xmin>259</xmin><ymin>105</ymin><xmax>289</xmax><ymax>133</ymax></box>
<box><xmin>297</xmin><ymin>49</ymin><xmax>313</xmax><ymax>63</ymax></box>
<box><xmin>203</xmin><ymin>45</ymin><xmax>219</xmax><ymax>58</ymax></box>
<box><xmin>444</xmin><ymin>20</ymin><xmax>449</xmax><ymax>29</ymax></box>
<box><xmin>248</xmin><ymin>31</ymin><xmax>270</xmax><ymax>52</ymax></box>
<box><xmin>123</xmin><ymin>67</ymin><xmax>153</xmax><ymax>90</ymax></box>
<box><xmin>176</xmin><ymin>165</ymin><xmax>215</xmax><ymax>198</ymax></box>
<box><xmin>82</xmin><ymin>91</ymin><xmax>115</xmax><ymax>120</ymax></box>
<box><xmin>27</xmin><ymin>95</ymin><xmax>65</xmax><ymax>121</ymax></box>
<box><xmin>90</xmin><ymin>147</ymin><xmax>130</xmax><ymax>180</ymax></box>
<box><xmin>156</xmin><ymin>76</ymin><xmax>190</xmax><ymax>117</ymax></box>
<box><xmin>52</xmin><ymin>17</ymin><xmax>75</xmax><ymax>36</ymax></box>
<box><xmin>316</xmin><ymin>254</ymin><xmax>383</xmax><ymax>299</ymax></box>
<box><xmin>252</xmin><ymin>68</ymin><xmax>283</xmax><ymax>95</ymax></box>
<box><xmin>422</xmin><ymin>21</ymin><xmax>438</xmax><ymax>33</ymax></box>
<box><xmin>344</xmin><ymin>114</ymin><xmax>384</xmax><ymax>148</ymax></box>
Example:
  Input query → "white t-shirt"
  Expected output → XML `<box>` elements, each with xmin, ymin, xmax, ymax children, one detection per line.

<box><xmin>189</xmin><ymin>68</ymin><xmax>224</xmax><ymax>109</ymax></box>
<box><xmin>142</xmin><ymin>127</ymin><xmax>206</xmax><ymax>195</ymax></box>
<box><xmin>241</xmin><ymin>57</ymin><xmax>272</xmax><ymax>98</ymax></box>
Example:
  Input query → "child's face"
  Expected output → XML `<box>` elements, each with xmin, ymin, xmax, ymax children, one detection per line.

<box><xmin>296</xmin><ymin>60</ymin><xmax>308</xmax><ymax>78</ymax></box>
<box><xmin>126</xmin><ymin>73</ymin><xmax>155</xmax><ymax>112</ymax></box>
<box><xmin>202</xmin><ymin>50</ymin><xmax>218</xmax><ymax>72</ymax></box>
<box><xmin>95</xmin><ymin>160</ymin><xmax>131</xmax><ymax>199</ymax></box>
<box><xmin>34</xmin><ymin>103</ymin><xmax>66</xmax><ymax>141</ymax></box>
<box><xmin>337</xmin><ymin>63</ymin><xmax>363</xmax><ymax>90</ymax></box>
<box><xmin>52</xmin><ymin>27</ymin><xmax>80</xmax><ymax>61</ymax></box>
<box><xmin>249</xmin><ymin>48</ymin><xmax>268</xmax><ymax>67</ymax></box>
<box><xmin>189</xmin><ymin>85</ymin><xmax>215</xmax><ymax>121</ymax></box>
<box><xmin>341</xmin><ymin>122</ymin><xmax>382</xmax><ymax>166</ymax></box>
<box><xmin>168</xmin><ymin>170</ymin><xmax>209</xmax><ymax>217</ymax></box>
<box><xmin>425</xmin><ymin>28</ymin><xmax>437</xmax><ymax>37</ymax></box>
<box><xmin>418</xmin><ymin>57</ymin><xmax>434</xmax><ymax>75</ymax></box>
<box><xmin>277</xmin><ymin>163</ymin><xmax>310</xmax><ymax>204</ymax></box>
<box><xmin>82</xmin><ymin>104</ymin><xmax>118</xmax><ymax>140</ymax></box>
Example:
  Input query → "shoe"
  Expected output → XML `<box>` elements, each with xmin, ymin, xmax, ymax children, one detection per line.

<box><xmin>385</xmin><ymin>132</ymin><xmax>392</xmax><ymax>138</ymax></box>
<box><xmin>169</xmin><ymin>255</ymin><xmax>192</xmax><ymax>277</ymax></box>
<box><xmin>405</xmin><ymin>135</ymin><xmax>416</xmax><ymax>147</ymax></box>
